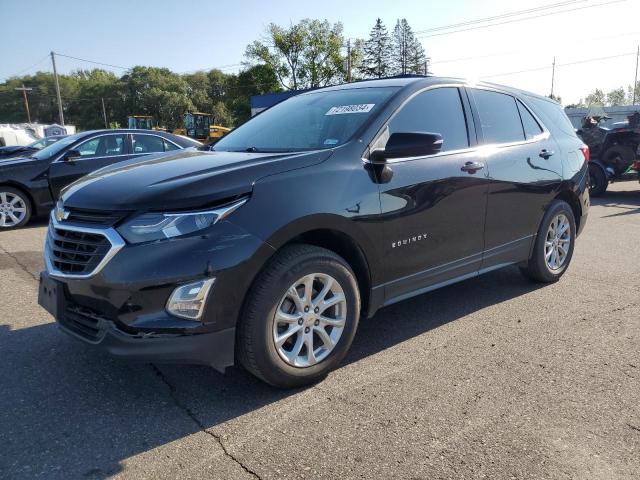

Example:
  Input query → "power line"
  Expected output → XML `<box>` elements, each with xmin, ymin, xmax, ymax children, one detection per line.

<box><xmin>0</xmin><ymin>54</ymin><xmax>50</xmax><ymax>82</ymax></box>
<box><xmin>415</xmin><ymin>0</ymin><xmax>627</xmax><ymax>39</ymax></box>
<box><xmin>54</xmin><ymin>53</ymin><xmax>131</xmax><ymax>70</ymax></box>
<box><xmin>481</xmin><ymin>51</ymin><xmax>637</xmax><ymax>79</ymax></box>
<box><xmin>413</xmin><ymin>0</ymin><xmax>586</xmax><ymax>35</ymax></box>
<box><xmin>430</xmin><ymin>29</ymin><xmax>640</xmax><ymax>66</ymax></box>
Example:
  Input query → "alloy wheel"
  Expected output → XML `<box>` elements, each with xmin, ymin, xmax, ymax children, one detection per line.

<box><xmin>544</xmin><ymin>213</ymin><xmax>571</xmax><ymax>271</ymax></box>
<box><xmin>0</xmin><ymin>191</ymin><xmax>27</xmax><ymax>228</ymax></box>
<box><xmin>272</xmin><ymin>273</ymin><xmax>347</xmax><ymax>368</ymax></box>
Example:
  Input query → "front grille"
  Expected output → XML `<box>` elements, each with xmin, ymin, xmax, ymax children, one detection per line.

<box><xmin>59</xmin><ymin>305</ymin><xmax>105</xmax><ymax>342</ymax></box>
<box><xmin>47</xmin><ymin>226</ymin><xmax>112</xmax><ymax>275</ymax></box>
<box><xmin>64</xmin><ymin>208</ymin><xmax>127</xmax><ymax>227</ymax></box>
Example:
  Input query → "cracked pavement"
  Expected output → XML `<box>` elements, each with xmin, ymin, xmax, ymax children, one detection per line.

<box><xmin>0</xmin><ymin>183</ymin><xmax>639</xmax><ymax>479</ymax></box>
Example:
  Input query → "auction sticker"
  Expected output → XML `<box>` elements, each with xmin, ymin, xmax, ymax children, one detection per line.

<box><xmin>326</xmin><ymin>104</ymin><xmax>375</xmax><ymax>115</ymax></box>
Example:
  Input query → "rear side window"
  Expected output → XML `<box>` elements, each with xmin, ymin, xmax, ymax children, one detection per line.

<box><xmin>517</xmin><ymin>101</ymin><xmax>543</xmax><ymax>139</ymax></box>
<box><xmin>527</xmin><ymin>96</ymin><xmax>576</xmax><ymax>137</ymax></box>
<box><xmin>389</xmin><ymin>87</ymin><xmax>469</xmax><ymax>152</ymax></box>
<box><xmin>472</xmin><ymin>89</ymin><xmax>524</xmax><ymax>144</ymax></box>
<box><xmin>132</xmin><ymin>135</ymin><xmax>165</xmax><ymax>153</ymax></box>
<box><xmin>164</xmin><ymin>140</ymin><xmax>180</xmax><ymax>151</ymax></box>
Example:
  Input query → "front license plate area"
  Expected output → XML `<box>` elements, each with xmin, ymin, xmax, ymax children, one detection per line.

<box><xmin>38</xmin><ymin>273</ymin><xmax>64</xmax><ymax>318</ymax></box>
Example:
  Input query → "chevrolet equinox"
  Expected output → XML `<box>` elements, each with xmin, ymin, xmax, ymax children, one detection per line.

<box><xmin>38</xmin><ymin>77</ymin><xmax>589</xmax><ymax>388</ymax></box>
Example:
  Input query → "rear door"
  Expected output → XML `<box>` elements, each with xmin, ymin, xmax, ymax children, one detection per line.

<box><xmin>48</xmin><ymin>133</ymin><xmax>130</xmax><ymax>199</ymax></box>
<box><xmin>375</xmin><ymin>86</ymin><xmax>490</xmax><ymax>303</ymax></box>
<box><xmin>467</xmin><ymin>88</ymin><xmax>562</xmax><ymax>268</ymax></box>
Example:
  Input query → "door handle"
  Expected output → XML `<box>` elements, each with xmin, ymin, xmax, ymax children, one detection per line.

<box><xmin>461</xmin><ymin>161</ymin><xmax>484</xmax><ymax>173</ymax></box>
<box><xmin>539</xmin><ymin>149</ymin><xmax>554</xmax><ymax>159</ymax></box>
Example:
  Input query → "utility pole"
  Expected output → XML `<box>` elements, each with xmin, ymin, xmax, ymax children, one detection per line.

<box><xmin>550</xmin><ymin>56</ymin><xmax>556</xmax><ymax>99</ymax></box>
<box><xmin>633</xmin><ymin>45</ymin><xmax>639</xmax><ymax>105</ymax></box>
<box><xmin>101</xmin><ymin>97</ymin><xmax>108</xmax><ymax>128</ymax></box>
<box><xmin>347</xmin><ymin>40</ymin><xmax>352</xmax><ymax>83</ymax></box>
<box><xmin>50</xmin><ymin>51</ymin><xmax>64</xmax><ymax>126</ymax></box>
<box><xmin>15</xmin><ymin>84</ymin><xmax>33</xmax><ymax>123</ymax></box>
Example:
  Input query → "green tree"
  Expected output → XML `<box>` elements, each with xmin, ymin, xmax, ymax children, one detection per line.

<box><xmin>299</xmin><ymin>19</ymin><xmax>345</xmax><ymax>87</ymax></box>
<box><xmin>360</xmin><ymin>18</ymin><xmax>392</xmax><ymax>79</ymax></box>
<box><xmin>606</xmin><ymin>87</ymin><xmax>627</xmax><ymax>106</ymax></box>
<box><xmin>227</xmin><ymin>64</ymin><xmax>281</xmax><ymax>124</ymax></box>
<box><xmin>246</xmin><ymin>22</ymin><xmax>306</xmax><ymax>90</ymax></box>
<box><xmin>245</xmin><ymin>19</ymin><xmax>345</xmax><ymax>89</ymax></box>
<box><xmin>120</xmin><ymin>67</ymin><xmax>194</xmax><ymax>129</ymax></box>
<box><xmin>391</xmin><ymin>19</ymin><xmax>426</xmax><ymax>75</ymax></box>
<box><xmin>585</xmin><ymin>88</ymin><xmax>606</xmax><ymax>106</ymax></box>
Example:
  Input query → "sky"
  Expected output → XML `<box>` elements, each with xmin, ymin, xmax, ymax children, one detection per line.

<box><xmin>1</xmin><ymin>0</ymin><xmax>639</xmax><ymax>104</ymax></box>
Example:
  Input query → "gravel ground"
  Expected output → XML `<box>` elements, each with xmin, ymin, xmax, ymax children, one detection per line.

<box><xmin>0</xmin><ymin>182</ymin><xmax>638</xmax><ymax>480</ymax></box>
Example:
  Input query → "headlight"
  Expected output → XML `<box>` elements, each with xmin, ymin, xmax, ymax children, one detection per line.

<box><xmin>117</xmin><ymin>198</ymin><xmax>247</xmax><ymax>244</ymax></box>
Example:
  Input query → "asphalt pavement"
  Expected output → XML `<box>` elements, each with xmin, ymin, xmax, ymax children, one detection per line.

<box><xmin>0</xmin><ymin>182</ymin><xmax>638</xmax><ymax>479</ymax></box>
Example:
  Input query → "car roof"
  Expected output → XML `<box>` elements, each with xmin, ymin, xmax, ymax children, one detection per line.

<box><xmin>308</xmin><ymin>75</ymin><xmax>556</xmax><ymax>105</ymax></box>
<box><xmin>71</xmin><ymin>129</ymin><xmax>202</xmax><ymax>147</ymax></box>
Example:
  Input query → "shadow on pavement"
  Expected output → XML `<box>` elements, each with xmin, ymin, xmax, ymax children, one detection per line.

<box><xmin>0</xmin><ymin>266</ymin><xmax>543</xmax><ymax>479</ymax></box>
<box><xmin>591</xmin><ymin>187</ymin><xmax>640</xmax><ymax>217</ymax></box>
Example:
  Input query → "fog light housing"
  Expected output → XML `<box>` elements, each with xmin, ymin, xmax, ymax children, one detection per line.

<box><xmin>166</xmin><ymin>278</ymin><xmax>215</xmax><ymax>320</ymax></box>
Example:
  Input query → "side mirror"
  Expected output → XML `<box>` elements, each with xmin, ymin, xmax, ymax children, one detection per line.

<box><xmin>64</xmin><ymin>149</ymin><xmax>81</xmax><ymax>162</ymax></box>
<box><xmin>370</xmin><ymin>132</ymin><xmax>443</xmax><ymax>162</ymax></box>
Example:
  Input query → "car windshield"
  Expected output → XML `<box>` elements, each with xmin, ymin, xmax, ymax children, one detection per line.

<box><xmin>31</xmin><ymin>133</ymin><xmax>85</xmax><ymax>160</ymax></box>
<box><xmin>214</xmin><ymin>86</ymin><xmax>399</xmax><ymax>152</ymax></box>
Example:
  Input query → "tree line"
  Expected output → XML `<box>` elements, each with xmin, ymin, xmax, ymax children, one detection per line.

<box><xmin>568</xmin><ymin>83</ymin><xmax>640</xmax><ymax>108</ymax></box>
<box><xmin>0</xmin><ymin>17</ymin><xmax>428</xmax><ymax>131</ymax></box>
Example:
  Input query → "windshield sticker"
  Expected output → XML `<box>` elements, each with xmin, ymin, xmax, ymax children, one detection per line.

<box><xmin>325</xmin><ymin>104</ymin><xmax>375</xmax><ymax>115</ymax></box>
<box><xmin>324</xmin><ymin>138</ymin><xmax>339</xmax><ymax>145</ymax></box>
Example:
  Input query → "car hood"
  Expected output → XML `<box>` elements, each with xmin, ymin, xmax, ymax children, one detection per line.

<box><xmin>61</xmin><ymin>149</ymin><xmax>332</xmax><ymax>211</ymax></box>
<box><xmin>0</xmin><ymin>145</ymin><xmax>32</xmax><ymax>156</ymax></box>
<box><xmin>0</xmin><ymin>154</ymin><xmax>40</xmax><ymax>167</ymax></box>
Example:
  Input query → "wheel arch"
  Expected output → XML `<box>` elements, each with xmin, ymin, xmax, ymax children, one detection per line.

<box><xmin>554</xmin><ymin>188</ymin><xmax>582</xmax><ymax>231</ymax></box>
<box><xmin>286</xmin><ymin>228</ymin><xmax>373</xmax><ymax>317</ymax></box>
<box><xmin>242</xmin><ymin>214</ymin><xmax>379</xmax><ymax>319</ymax></box>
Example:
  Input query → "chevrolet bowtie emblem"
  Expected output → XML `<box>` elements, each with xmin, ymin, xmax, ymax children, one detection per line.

<box><xmin>55</xmin><ymin>202</ymin><xmax>70</xmax><ymax>222</ymax></box>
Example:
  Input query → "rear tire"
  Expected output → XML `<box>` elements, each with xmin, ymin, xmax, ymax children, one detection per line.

<box><xmin>237</xmin><ymin>244</ymin><xmax>360</xmax><ymax>388</ymax></box>
<box><xmin>588</xmin><ymin>164</ymin><xmax>608</xmax><ymax>197</ymax></box>
<box><xmin>520</xmin><ymin>200</ymin><xmax>576</xmax><ymax>283</ymax></box>
<box><xmin>0</xmin><ymin>187</ymin><xmax>32</xmax><ymax>230</ymax></box>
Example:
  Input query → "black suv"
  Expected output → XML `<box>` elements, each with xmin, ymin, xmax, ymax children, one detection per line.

<box><xmin>38</xmin><ymin>77</ymin><xmax>589</xmax><ymax>388</ymax></box>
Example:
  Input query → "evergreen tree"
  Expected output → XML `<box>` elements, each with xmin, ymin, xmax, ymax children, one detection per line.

<box><xmin>359</xmin><ymin>18</ymin><xmax>392</xmax><ymax>79</ymax></box>
<box><xmin>392</xmin><ymin>19</ymin><xmax>427</xmax><ymax>75</ymax></box>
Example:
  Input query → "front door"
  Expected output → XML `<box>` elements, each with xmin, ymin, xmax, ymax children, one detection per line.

<box><xmin>48</xmin><ymin>133</ymin><xmax>129</xmax><ymax>199</ymax></box>
<box><xmin>375</xmin><ymin>86</ymin><xmax>489</xmax><ymax>304</ymax></box>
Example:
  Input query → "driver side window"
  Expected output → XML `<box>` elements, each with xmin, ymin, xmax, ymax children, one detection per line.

<box><xmin>76</xmin><ymin>135</ymin><xmax>125</xmax><ymax>158</ymax></box>
<box><xmin>388</xmin><ymin>87</ymin><xmax>470</xmax><ymax>152</ymax></box>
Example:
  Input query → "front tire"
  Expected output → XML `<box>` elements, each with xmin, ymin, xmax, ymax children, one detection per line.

<box><xmin>237</xmin><ymin>244</ymin><xmax>360</xmax><ymax>388</ymax></box>
<box><xmin>520</xmin><ymin>200</ymin><xmax>576</xmax><ymax>283</ymax></box>
<box><xmin>0</xmin><ymin>187</ymin><xmax>32</xmax><ymax>230</ymax></box>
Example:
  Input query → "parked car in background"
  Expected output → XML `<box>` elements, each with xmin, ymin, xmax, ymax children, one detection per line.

<box><xmin>0</xmin><ymin>135</ymin><xmax>67</xmax><ymax>160</ymax></box>
<box><xmin>0</xmin><ymin>129</ymin><xmax>201</xmax><ymax>229</ymax></box>
<box><xmin>38</xmin><ymin>77</ymin><xmax>589</xmax><ymax>388</ymax></box>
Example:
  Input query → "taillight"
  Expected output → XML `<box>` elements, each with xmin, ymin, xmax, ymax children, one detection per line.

<box><xmin>634</xmin><ymin>160</ymin><xmax>640</xmax><ymax>171</ymax></box>
<box><xmin>579</xmin><ymin>144</ymin><xmax>590</xmax><ymax>163</ymax></box>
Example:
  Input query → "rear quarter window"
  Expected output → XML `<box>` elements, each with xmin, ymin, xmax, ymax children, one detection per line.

<box><xmin>526</xmin><ymin>96</ymin><xmax>576</xmax><ymax>137</ymax></box>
